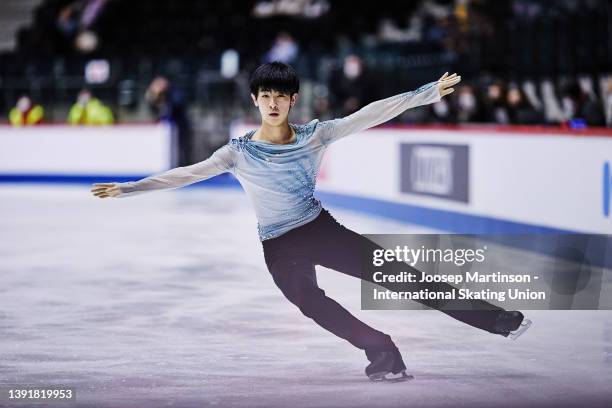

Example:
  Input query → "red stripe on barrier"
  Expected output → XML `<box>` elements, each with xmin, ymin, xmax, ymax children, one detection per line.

<box><xmin>377</xmin><ymin>124</ymin><xmax>612</xmax><ymax>137</ymax></box>
<box><xmin>0</xmin><ymin>122</ymin><xmax>610</xmax><ymax>136</ymax></box>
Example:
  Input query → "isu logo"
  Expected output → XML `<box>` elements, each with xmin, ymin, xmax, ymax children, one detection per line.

<box><xmin>400</xmin><ymin>143</ymin><xmax>469</xmax><ymax>203</ymax></box>
<box><xmin>409</xmin><ymin>146</ymin><xmax>454</xmax><ymax>195</ymax></box>
<box><xmin>605</xmin><ymin>162</ymin><xmax>611</xmax><ymax>218</ymax></box>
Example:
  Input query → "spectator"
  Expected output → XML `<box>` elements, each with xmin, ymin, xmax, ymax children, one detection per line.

<box><xmin>430</xmin><ymin>98</ymin><xmax>455</xmax><ymax>124</ymax></box>
<box><xmin>562</xmin><ymin>82</ymin><xmax>605</xmax><ymax>127</ymax></box>
<box><xmin>506</xmin><ymin>85</ymin><xmax>543</xmax><ymax>124</ymax></box>
<box><xmin>481</xmin><ymin>81</ymin><xmax>509</xmax><ymax>124</ymax></box>
<box><xmin>455</xmin><ymin>85</ymin><xmax>481</xmax><ymax>123</ymax></box>
<box><xmin>263</xmin><ymin>32</ymin><xmax>299</xmax><ymax>64</ymax></box>
<box><xmin>146</xmin><ymin>76</ymin><xmax>193</xmax><ymax>166</ymax></box>
<box><xmin>9</xmin><ymin>96</ymin><xmax>45</xmax><ymax>127</ymax></box>
<box><xmin>311</xmin><ymin>84</ymin><xmax>332</xmax><ymax>121</ymax></box>
<box><xmin>329</xmin><ymin>55</ymin><xmax>377</xmax><ymax>116</ymax></box>
<box><xmin>56</xmin><ymin>0</ymin><xmax>108</xmax><ymax>53</ymax></box>
<box><xmin>68</xmin><ymin>89</ymin><xmax>114</xmax><ymax>125</ymax></box>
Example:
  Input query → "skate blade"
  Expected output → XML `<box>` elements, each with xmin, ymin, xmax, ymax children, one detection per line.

<box><xmin>369</xmin><ymin>370</ymin><xmax>414</xmax><ymax>383</ymax></box>
<box><xmin>509</xmin><ymin>318</ymin><xmax>532</xmax><ymax>340</ymax></box>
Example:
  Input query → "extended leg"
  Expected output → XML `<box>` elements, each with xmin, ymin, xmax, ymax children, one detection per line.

<box><xmin>309</xmin><ymin>210</ymin><xmax>507</xmax><ymax>334</ymax></box>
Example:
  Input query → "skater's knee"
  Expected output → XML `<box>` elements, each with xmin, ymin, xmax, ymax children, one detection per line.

<box><xmin>289</xmin><ymin>288</ymin><xmax>326</xmax><ymax>318</ymax></box>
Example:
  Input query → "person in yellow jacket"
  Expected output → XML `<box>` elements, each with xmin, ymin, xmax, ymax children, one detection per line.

<box><xmin>68</xmin><ymin>89</ymin><xmax>114</xmax><ymax>125</ymax></box>
<box><xmin>9</xmin><ymin>96</ymin><xmax>45</xmax><ymax>126</ymax></box>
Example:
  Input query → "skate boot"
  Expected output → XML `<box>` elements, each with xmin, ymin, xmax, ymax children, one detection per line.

<box><xmin>365</xmin><ymin>348</ymin><xmax>414</xmax><ymax>382</ymax></box>
<box><xmin>493</xmin><ymin>311</ymin><xmax>532</xmax><ymax>340</ymax></box>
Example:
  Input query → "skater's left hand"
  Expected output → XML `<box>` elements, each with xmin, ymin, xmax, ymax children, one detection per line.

<box><xmin>438</xmin><ymin>72</ymin><xmax>461</xmax><ymax>98</ymax></box>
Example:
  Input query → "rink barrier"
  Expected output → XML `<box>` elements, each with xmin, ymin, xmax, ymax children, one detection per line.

<box><xmin>313</xmin><ymin>127</ymin><xmax>612</xmax><ymax>235</ymax></box>
<box><xmin>3</xmin><ymin>123</ymin><xmax>612</xmax><ymax>237</ymax></box>
<box><xmin>2</xmin><ymin>172</ymin><xmax>609</xmax><ymax>268</ymax></box>
<box><xmin>0</xmin><ymin>124</ymin><xmax>173</xmax><ymax>177</ymax></box>
<box><xmin>0</xmin><ymin>170</ymin><xmax>577</xmax><ymax>232</ymax></box>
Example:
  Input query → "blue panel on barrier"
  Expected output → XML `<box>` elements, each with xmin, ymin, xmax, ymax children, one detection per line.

<box><xmin>0</xmin><ymin>173</ymin><xmax>241</xmax><ymax>187</ymax></box>
<box><xmin>316</xmin><ymin>191</ymin><xmax>573</xmax><ymax>235</ymax></box>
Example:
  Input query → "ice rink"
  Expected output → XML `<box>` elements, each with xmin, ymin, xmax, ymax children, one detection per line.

<box><xmin>1</xmin><ymin>184</ymin><xmax>611</xmax><ymax>408</ymax></box>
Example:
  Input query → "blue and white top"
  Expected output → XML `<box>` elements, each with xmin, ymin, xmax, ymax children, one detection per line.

<box><xmin>117</xmin><ymin>81</ymin><xmax>441</xmax><ymax>240</ymax></box>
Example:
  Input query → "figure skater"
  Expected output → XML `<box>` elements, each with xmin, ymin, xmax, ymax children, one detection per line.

<box><xmin>92</xmin><ymin>62</ymin><xmax>531</xmax><ymax>382</ymax></box>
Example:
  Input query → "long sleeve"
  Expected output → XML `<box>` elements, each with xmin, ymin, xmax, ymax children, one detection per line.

<box><xmin>116</xmin><ymin>144</ymin><xmax>236</xmax><ymax>197</ymax></box>
<box><xmin>317</xmin><ymin>81</ymin><xmax>441</xmax><ymax>145</ymax></box>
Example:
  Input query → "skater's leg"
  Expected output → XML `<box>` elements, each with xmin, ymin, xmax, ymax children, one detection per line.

<box><xmin>309</xmin><ymin>210</ymin><xmax>506</xmax><ymax>334</ymax></box>
<box><xmin>263</xmin><ymin>251</ymin><xmax>397</xmax><ymax>352</ymax></box>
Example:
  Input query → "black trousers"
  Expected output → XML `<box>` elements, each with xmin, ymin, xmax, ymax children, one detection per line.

<box><xmin>262</xmin><ymin>209</ymin><xmax>505</xmax><ymax>355</ymax></box>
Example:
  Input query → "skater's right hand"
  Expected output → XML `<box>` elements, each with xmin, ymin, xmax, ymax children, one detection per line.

<box><xmin>91</xmin><ymin>183</ymin><xmax>122</xmax><ymax>198</ymax></box>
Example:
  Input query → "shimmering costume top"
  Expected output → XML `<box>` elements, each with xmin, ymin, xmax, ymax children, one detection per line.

<box><xmin>117</xmin><ymin>81</ymin><xmax>441</xmax><ymax>240</ymax></box>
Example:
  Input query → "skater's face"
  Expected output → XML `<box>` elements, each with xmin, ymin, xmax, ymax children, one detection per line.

<box><xmin>251</xmin><ymin>88</ymin><xmax>297</xmax><ymax>125</ymax></box>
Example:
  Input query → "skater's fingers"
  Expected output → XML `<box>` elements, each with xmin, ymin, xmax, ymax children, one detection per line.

<box><xmin>441</xmin><ymin>88</ymin><xmax>455</xmax><ymax>97</ymax></box>
<box><xmin>439</xmin><ymin>72</ymin><xmax>449</xmax><ymax>81</ymax></box>
<box><xmin>447</xmin><ymin>76</ymin><xmax>462</xmax><ymax>86</ymax></box>
<box><xmin>441</xmin><ymin>76</ymin><xmax>461</xmax><ymax>87</ymax></box>
<box><xmin>442</xmin><ymin>74</ymin><xmax>460</xmax><ymax>81</ymax></box>
<box><xmin>92</xmin><ymin>183</ymin><xmax>115</xmax><ymax>187</ymax></box>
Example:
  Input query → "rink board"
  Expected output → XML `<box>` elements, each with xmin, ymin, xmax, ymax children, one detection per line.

<box><xmin>316</xmin><ymin>127</ymin><xmax>612</xmax><ymax>235</ymax></box>
<box><xmin>0</xmin><ymin>124</ymin><xmax>173</xmax><ymax>177</ymax></box>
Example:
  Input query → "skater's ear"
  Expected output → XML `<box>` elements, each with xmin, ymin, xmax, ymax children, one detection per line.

<box><xmin>251</xmin><ymin>93</ymin><xmax>258</xmax><ymax>107</ymax></box>
<box><xmin>290</xmin><ymin>93</ymin><xmax>298</xmax><ymax>108</ymax></box>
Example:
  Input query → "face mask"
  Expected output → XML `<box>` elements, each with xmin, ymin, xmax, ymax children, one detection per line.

<box><xmin>488</xmin><ymin>87</ymin><xmax>501</xmax><ymax>100</ymax></box>
<box><xmin>343</xmin><ymin>59</ymin><xmax>362</xmax><ymax>79</ymax></box>
<box><xmin>458</xmin><ymin>93</ymin><xmax>476</xmax><ymax>111</ymax></box>
<box><xmin>78</xmin><ymin>93</ymin><xmax>91</xmax><ymax>105</ymax></box>
<box><xmin>433</xmin><ymin>100</ymin><xmax>449</xmax><ymax>116</ymax></box>
<box><xmin>17</xmin><ymin>97</ymin><xmax>32</xmax><ymax>112</ymax></box>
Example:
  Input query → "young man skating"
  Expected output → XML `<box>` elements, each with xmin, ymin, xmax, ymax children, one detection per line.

<box><xmin>92</xmin><ymin>62</ymin><xmax>531</xmax><ymax>381</ymax></box>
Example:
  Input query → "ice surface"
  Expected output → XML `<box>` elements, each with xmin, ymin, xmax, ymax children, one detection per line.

<box><xmin>0</xmin><ymin>184</ymin><xmax>611</xmax><ymax>407</ymax></box>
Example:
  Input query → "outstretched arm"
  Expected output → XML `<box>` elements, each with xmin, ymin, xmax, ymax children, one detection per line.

<box><xmin>318</xmin><ymin>72</ymin><xmax>461</xmax><ymax>145</ymax></box>
<box><xmin>91</xmin><ymin>144</ymin><xmax>235</xmax><ymax>198</ymax></box>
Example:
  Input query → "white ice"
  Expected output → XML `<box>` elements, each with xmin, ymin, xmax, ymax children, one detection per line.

<box><xmin>0</xmin><ymin>184</ymin><xmax>611</xmax><ymax>408</ymax></box>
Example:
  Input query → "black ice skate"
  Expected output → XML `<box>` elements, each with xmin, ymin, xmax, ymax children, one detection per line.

<box><xmin>493</xmin><ymin>311</ymin><xmax>532</xmax><ymax>340</ymax></box>
<box><xmin>365</xmin><ymin>348</ymin><xmax>414</xmax><ymax>382</ymax></box>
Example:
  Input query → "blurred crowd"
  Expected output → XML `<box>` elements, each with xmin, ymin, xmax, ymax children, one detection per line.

<box><xmin>322</xmin><ymin>54</ymin><xmax>610</xmax><ymax>127</ymax></box>
<box><xmin>2</xmin><ymin>0</ymin><xmax>611</xmax><ymax>133</ymax></box>
<box><xmin>427</xmin><ymin>78</ymin><xmax>609</xmax><ymax>127</ymax></box>
<box><xmin>12</xmin><ymin>69</ymin><xmax>609</xmax><ymax>128</ymax></box>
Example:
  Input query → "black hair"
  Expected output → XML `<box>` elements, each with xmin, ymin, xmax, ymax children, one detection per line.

<box><xmin>249</xmin><ymin>62</ymin><xmax>299</xmax><ymax>96</ymax></box>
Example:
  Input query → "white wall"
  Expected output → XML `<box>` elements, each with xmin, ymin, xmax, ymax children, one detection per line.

<box><xmin>0</xmin><ymin>124</ymin><xmax>172</xmax><ymax>176</ymax></box>
<box><xmin>317</xmin><ymin>128</ymin><xmax>612</xmax><ymax>234</ymax></box>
